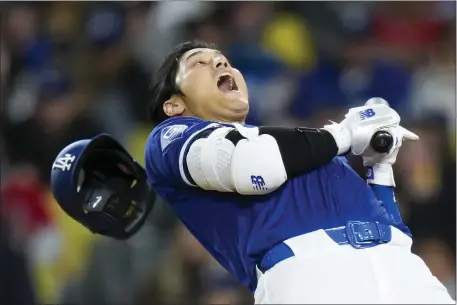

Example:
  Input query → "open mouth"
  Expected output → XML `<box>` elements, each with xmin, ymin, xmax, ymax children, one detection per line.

<box><xmin>217</xmin><ymin>73</ymin><xmax>239</xmax><ymax>93</ymax></box>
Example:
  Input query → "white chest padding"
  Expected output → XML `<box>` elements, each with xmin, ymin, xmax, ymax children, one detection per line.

<box><xmin>186</xmin><ymin>126</ymin><xmax>288</xmax><ymax>195</ymax></box>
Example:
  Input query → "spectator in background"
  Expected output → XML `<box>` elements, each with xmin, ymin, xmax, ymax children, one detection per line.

<box><xmin>1</xmin><ymin>24</ymin><xmax>11</xmax><ymax>89</ymax></box>
<box><xmin>83</xmin><ymin>2</ymin><xmax>150</xmax><ymax>145</ymax></box>
<box><xmin>284</xmin><ymin>2</ymin><xmax>376</xmax><ymax>62</ymax></box>
<box><xmin>3</xmin><ymin>3</ymin><xmax>55</xmax><ymax>125</ymax></box>
<box><xmin>4</xmin><ymin>67</ymin><xmax>102</xmax><ymax>183</ymax></box>
<box><xmin>198</xmin><ymin>275</ymin><xmax>253</xmax><ymax>305</ymax></box>
<box><xmin>395</xmin><ymin>118</ymin><xmax>456</xmax><ymax>253</ymax></box>
<box><xmin>289</xmin><ymin>33</ymin><xmax>412</xmax><ymax>124</ymax></box>
<box><xmin>4</xmin><ymin>3</ymin><xmax>46</xmax><ymax>85</ymax></box>
<box><xmin>44</xmin><ymin>2</ymin><xmax>85</xmax><ymax>67</ymax></box>
<box><xmin>135</xmin><ymin>223</ymin><xmax>213</xmax><ymax>303</ymax></box>
<box><xmin>132</xmin><ymin>2</ymin><xmax>215</xmax><ymax>73</ymax></box>
<box><xmin>123</xmin><ymin>2</ymin><xmax>155</xmax><ymax>72</ymax></box>
<box><xmin>2</xmin><ymin>165</ymin><xmax>62</xmax><ymax>304</ymax></box>
<box><xmin>183</xmin><ymin>7</ymin><xmax>231</xmax><ymax>54</ymax></box>
<box><xmin>59</xmin><ymin>198</ymin><xmax>178</xmax><ymax>305</ymax></box>
<box><xmin>0</xmin><ymin>211</ymin><xmax>36</xmax><ymax>305</ymax></box>
<box><xmin>410</xmin><ymin>24</ymin><xmax>456</xmax><ymax>132</ymax></box>
<box><xmin>135</xmin><ymin>223</ymin><xmax>252</xmax><ymax>304</ymax></box>
<box><xmin>223</xmin><ymin>3</ymin><xmax>293</xmax><ymax>126</ymax></box>
<box><xmin>257</xmin><ymin>10</ymin><xmax>320</xmax><ymax>126</ymax></box>
<box><xmin>261</xmin><ymin>12</ymin><xmax>317</xmax><ymax>71</ymax></box>
<box><xmin>2</xmin><ymin>166</ymin><xmax>56</xmax><ymax>256</ymax></box>
<box><xmin>371</xmin><ymin>1</ymin><xmax>449</xmax><ymax>67</ymax></box>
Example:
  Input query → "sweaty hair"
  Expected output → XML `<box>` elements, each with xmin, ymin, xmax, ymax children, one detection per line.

<box><xmin>147</xmin><ymin>40</ymin><xmax>218</xmax><ymax>125</ymax></box>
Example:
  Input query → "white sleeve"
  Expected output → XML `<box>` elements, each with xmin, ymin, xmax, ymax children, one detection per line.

<box><xmin>183</xmin><ymin>125</ymin><xmax>288</xmax><ymax>195</ymax></box>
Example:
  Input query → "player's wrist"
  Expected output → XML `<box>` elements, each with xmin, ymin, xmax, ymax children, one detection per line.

<box><xmin>364</xmin><ymin>163</ymin><xmax>395</xmax><ymax>187</ymax></box>
<box><xmin>322</xmin><ymin>123</ymin><xmax>351</xmax><ymax>155</ymax></box>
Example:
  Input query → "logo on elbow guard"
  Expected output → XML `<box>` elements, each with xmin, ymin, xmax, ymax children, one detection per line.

<box><xmin>251</xmin><ymin>175</ymin><xmax>267</xmax><ymax>191</ymax></box>
<box><xmin>358</xmin><ymin>108</ymin><xmax>376</xmax><ymax>120</ymax></box>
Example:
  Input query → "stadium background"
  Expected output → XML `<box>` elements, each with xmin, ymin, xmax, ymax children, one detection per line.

<box><xmin>0</xmin><ymin>1</ymin><xmax>455</xmax><ymax>304</ymax></box>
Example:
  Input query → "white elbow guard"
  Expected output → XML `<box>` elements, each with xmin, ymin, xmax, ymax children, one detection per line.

<box><xmin>185</xmin><ymin>126</ymin><xmax>287</xmax><ymax>195</ymax></box>
<box><xmin>231</xmin><ymin>133</ymin><xmax>287</xmax><ymax>195</ymax></box>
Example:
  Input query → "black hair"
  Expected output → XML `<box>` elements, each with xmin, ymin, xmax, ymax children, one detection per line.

<box><xmin>147</xmin><ymin>40</ymin><xmax>218</xmax><ymax>125</ymax></box>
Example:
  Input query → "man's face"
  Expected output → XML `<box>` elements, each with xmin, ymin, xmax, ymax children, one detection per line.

<box><xmin>174</xmin><ymin>48</ymin><xmax>249</xmax><ymax>123</ymax></box>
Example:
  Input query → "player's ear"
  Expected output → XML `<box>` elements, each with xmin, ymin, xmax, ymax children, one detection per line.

<box><xmin>163</xmin><ymin>96</ymin><xmax>185</xmax><ymax>117</ymax></box>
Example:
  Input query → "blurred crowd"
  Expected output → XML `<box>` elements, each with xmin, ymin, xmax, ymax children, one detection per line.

<box><xmin>0</xmin><ymin>2</ymin><xmax>455</xmax><ymax>304</ymax></box>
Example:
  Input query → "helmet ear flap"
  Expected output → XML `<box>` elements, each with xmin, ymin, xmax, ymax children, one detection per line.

<box><xmin>83</xmin><ymin>212</ymin><xmax>114</xmax><ymax>234</ymax></box>
<box><xmin>84</xmin><ymin>212</ymin><xmax>130</xmax><ymax>238</ymax></box>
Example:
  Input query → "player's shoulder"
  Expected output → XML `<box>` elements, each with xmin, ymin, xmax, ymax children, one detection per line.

<box><xmin>145</xmin><ymin>116</ymin><xmax>219</xmax><ymax>190</ymax></box>
<box><xmin>151</xmin><ymin>116</ymin><xmax>206</xmax><ymax>136</ymax></box>
<box><xmin>147</xmin><ymin>117</ymin><xmax>205</xmax><ymax>150</ymax></box>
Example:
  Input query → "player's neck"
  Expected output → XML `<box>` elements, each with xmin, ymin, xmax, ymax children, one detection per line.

<box><xmin>181</xmin><ymin>112</ymin><xmax>245</xmax><ymax>124</ymax></box>
<box><xmin>207</xmin><ymin>111</ymin><xmax>246</xmax><ymax>125</ymax></box>
<box><xmin>215</xmin><ymin>117</ymin><xmax>245</xmax><ymax>124</ymax></box>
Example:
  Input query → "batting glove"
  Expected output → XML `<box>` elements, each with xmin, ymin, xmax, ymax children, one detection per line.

<box><xmin>342</xmin><ymin>103</ymin><xmax>402</xmax><ymax>156</ymax></box>
<box><xmin>363</xmin><ymin>125</ymin><xmax>419</xmax><ymax>186</ymax></box>
<box><xmin>323</xmin><ymin>102</ymin><xmax>401</xmax><ymax>156</ymax></box>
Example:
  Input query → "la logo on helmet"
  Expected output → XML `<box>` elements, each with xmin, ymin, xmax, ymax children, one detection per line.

<box><xmin>52</xmin><ymin>154</ymin><xmax>76</xmax><ymax>171</ymax></box>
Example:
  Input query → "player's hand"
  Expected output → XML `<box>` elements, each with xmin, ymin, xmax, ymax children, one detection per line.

<box><xmin>362</xmin><ymin>125</ymin><xmax>419</xmax><ymax>166</ymax></box>
<box><xmin>362</xmin><ymin>124</ymin><xmax>418</xmax><ymax>186</ymax></box>
<box><xmin>340</xmin><ymin>103</ymin><xmax>401</xmax><ymax>156</ymax></box>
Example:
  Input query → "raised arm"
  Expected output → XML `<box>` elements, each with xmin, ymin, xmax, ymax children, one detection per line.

<box><xmin>182</xmin><ymin>104</ymin><xmax>401</xmax><ymax>195</ymax></box>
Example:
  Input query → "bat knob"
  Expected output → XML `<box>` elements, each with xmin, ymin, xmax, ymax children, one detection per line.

<box><xmin>371</xmin><ymin>130</ymin><xmax>393</xmax><ymax>153</ymax></box>
<box><xmin>365</xmin><ymin>97</ymin><xmax>390</xmax><ymax>107</ymax></box>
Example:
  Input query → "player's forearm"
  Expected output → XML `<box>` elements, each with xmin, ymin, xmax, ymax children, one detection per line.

<box><xmin>227</xmin><ymin>126</ymin><xmax>343</xmax><ymax>178</ymax></box>
<box><xmin>369</xmin><ymin>184</ymin><xmax>403</xmax><ymax>224</ymax></box>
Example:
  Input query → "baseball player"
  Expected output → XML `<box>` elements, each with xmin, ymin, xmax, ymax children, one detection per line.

<box><xmin>50</xmin><ymin>41</ymin><xmax>454</xmax><ymax>304</ymax></box>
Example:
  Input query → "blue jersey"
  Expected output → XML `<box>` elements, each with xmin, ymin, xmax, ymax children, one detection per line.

<box><xmin>144</xmin><ymin>116</ymin><xmax>410</xmax><ymax>291</ymax></box>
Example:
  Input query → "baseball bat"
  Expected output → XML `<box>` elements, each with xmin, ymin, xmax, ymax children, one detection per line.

<box><xmin>365</xmin><ymin>98</ymin><xmax>394</xmax><ymax>153</ymax></box>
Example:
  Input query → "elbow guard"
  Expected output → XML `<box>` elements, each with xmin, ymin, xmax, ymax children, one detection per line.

<box><xmin>185</xmin><ymin>126</ymin><xmax>287</xmax><ymax>195</ymax></box>
<box><xmin>232</xmin><ymin>133</ymin><xmax>287</xmax><ymax>194</ymax></box>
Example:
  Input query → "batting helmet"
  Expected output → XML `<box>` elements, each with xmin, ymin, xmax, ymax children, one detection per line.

<box><xmin>50</xmin><ymin>134</ymin><xmax>155</xmax><ymax>240</ymax></box>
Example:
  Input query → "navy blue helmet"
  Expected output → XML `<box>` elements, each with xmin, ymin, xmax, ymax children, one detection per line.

<box><xmin>50</xmin><ymin>134</ymin><xmax>155</xmax><ymax>240</ymax></box>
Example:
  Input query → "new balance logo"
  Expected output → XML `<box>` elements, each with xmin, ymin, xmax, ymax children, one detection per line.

<box><xmin>358</xmin><ymin>108</ymin><xmax>376</xmax><ymax>120</ymax></box>
<box><xmin>52</xmin><ymin>154</ymin><xmax>76</xmax><ymax>171</ymax></box>
<box><xmin>251</xmin><ymin>175</ymin><xmax>267</xmax><ymax>191</ymax></box>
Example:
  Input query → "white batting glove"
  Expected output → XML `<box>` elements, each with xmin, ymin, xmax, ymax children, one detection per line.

<box><xmin>342</xmin><ymin>103</ymin><xmax>401</xmax><ymax>156</ymax></box>
<box><xmin>323</xmin><ymin>102</ymin><xmax>401</xmax><ymax>156</ymax></box>
<box><xmin>363</xmin><ymin>125</ymin><xmax>419</xmax><ymax>186</ymax></box>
